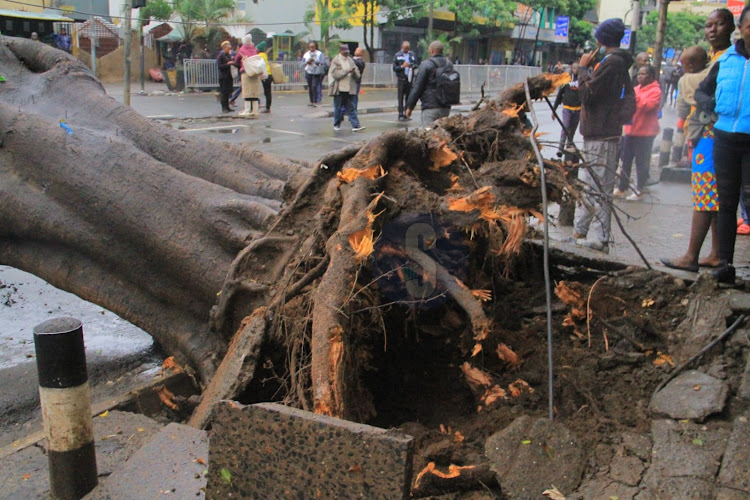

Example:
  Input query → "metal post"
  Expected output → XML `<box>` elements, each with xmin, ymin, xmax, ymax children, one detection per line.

<box><xmin>33</xmin><ymin>318</ymin><xmax>97</xmax><ymax>499</ymax></box>
<box><xmin>630</xmin><ymin>0</ymin><xmax>640</xmax><ymax>55</ymax></box>
<box><xmin>90</xmin><ymin>33</ymin><xmax>96</xmax><ymax>77</ymax></box>
<box><xmin>659</xmin><ymin>127</ymin><xmax>674</xmax><ymax>167</ymax></box>
<box><xmin>123</xmin><ymin>1</ymin><xmax>133</xmax><ymax>106</ymax></box>
<box><xmin>139</xmin><ymin>18</ymin><xmax>145</xmax><ymax>93</ymax></box>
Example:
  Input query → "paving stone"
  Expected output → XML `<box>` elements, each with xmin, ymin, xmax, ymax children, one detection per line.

<box><xmin>716</xmin><ymin>487</ymin><xmax>750</xmax><ymax>500</ymax></box>
<box><xmin>717</xmin><ymin>417</ymin><xmax>750</xmax><ymax>494</ymax></box>
<box><xmin>650</xmin><ymin>370</ymin><xmax>728</xmax><ymax>421</ymax></box>
<box><xmin>573</xmin><ymin>477</ymin><xmax>639</xmax><ymax>500</ymax></box>
<box><xmin>609</xmin><ymin>455</ymin><xmax>645</xmax><ymax>486</ymax></box>
<box><xmin>728</xmin><ymin>291</ymin><xmax>750</xmax><ymax>314</ymax></box>
<box><xmin>621</xmin><ymin>431</ymin><xmax>652</xmax><ymax>461</ymax></box>
<box><xmin>207</xmin><ymin>401</ymin><xmax>414</xmax><ymax>500</ymax></box>
<box><xmin>85</xmin><ymin>423</ymin><xmax>208</xmax><ymax>499</ymax></box>
<box><xmin>0</xmin><ymin>445</ymin><xmax>49</xmax><ymax>499</ymax></box>
<box><xmin>641</xmin><ymin>419</ymin><xmax>729</xmax><ymax>499</ymax></box>
<box><xmin>484</xmin><ymin>415</ymin><xmax>585</xmax><ymax>499</ymax></box>
<box><xmin>740</xmin><ymin>356</ymin><xmax>750</xmax><ymax>401</ymax></box>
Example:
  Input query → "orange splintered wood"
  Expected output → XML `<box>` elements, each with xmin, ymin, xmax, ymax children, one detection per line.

<box><xmin>429</xmin><ymin>142</ymin><xmax>459</xmax><ymax>170</ymax></box>
<box><xmin>555</xmin><ymin>281</ymin><xmax>587</xmax><ymax>320</ymax></box>
<box><xmin>508</xmin><ymin>379</ymin><xmax>534</xmax><ymax>397</ymax></box>
<box><xmin>494</xmin><ymin>206</ymin><xmax>544</xmax><ymax>256</ymax></box>
<box><xmin>337</xmin><ymin>164</ymin><xmax>385</xmax><ymax>184</ymax></box>
<box><xmin>448</xmin><ymin>186</ymin><xmax>500</xmax><ymax>221</ymax></box>
<box><xmin>543</xmin><ymin>72</ymin><xmax>572</xmax><ymax>96</ymax></box>
<box><xmin>461</xmin><ymin>362</ymin><xmax>492</xmax><ymax>387</ymax></box>
<box><xmin>496</xmin><ymin>343</ymin><xmax>521</xmax><ymax>368</ymax></box>
<box><xmin>157</xmin><ymin>386</ymin><xmax>179</xmax><ymax>410</ymax></box>
<box><xmin>414</xmin><ymin>462</ymin><xmax>477</xmax><ymax>488</ymax></box>
<box><xmin>502</xmin><ymin>103</ymin><xmax>524</xmax><ymax>118</ymax></box>
<box><xmin>481</xmin><ymin>385</ymin><xmax>508</xmax><ymax>406</ymax></box>
<box><xmin>347</xmin><ymin>205</ymin><xmax>384</xmax><ymax>261</ymax></box>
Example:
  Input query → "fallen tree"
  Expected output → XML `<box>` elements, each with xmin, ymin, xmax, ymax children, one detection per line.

<box><xmin>0</xmin><ymin>36</ymin><xmax>578</xmax><ymax>424</ymax></box>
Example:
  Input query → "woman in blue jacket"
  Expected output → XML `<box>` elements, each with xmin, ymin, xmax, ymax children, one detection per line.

<box><xmin>695</xmin><ymin>6</ymin><xmax>750</xmax><ymax>283</ymax></box>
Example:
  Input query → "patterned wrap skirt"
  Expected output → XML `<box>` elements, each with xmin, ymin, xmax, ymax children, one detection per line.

<box><xmin>691</xmin><ymin>126</ymin><xmax>719</xmax><ymax>212</ymax></box>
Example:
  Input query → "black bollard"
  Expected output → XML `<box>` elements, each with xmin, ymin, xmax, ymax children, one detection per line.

<box><xmin>33</xmin><ymin>318</ymin><xmax>98</xmax><ymax>499</ymax></box>
<box><xmin>659</xmin><ymin>127</ymin><xmax>674</xmax><ymax>167</ymax></box>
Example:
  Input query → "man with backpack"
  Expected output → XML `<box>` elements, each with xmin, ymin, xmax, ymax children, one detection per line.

<box><xmin>570</xmin><ymin>18</ymin><xmax>635</xmax><ymax>253</ymax></box>
<box><xmin>405</xmin><ymin>41</ymin><xmax>461</xmax><ymax>127</ymax></box>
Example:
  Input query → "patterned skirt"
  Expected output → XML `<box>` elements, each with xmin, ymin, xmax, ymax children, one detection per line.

<box><xmin>691</xmin><ymin>127</ymin><xmax>719</xmax><ymax>212</ymax></box>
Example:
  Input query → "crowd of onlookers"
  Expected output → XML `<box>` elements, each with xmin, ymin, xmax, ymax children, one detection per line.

<box><xmin>554</xmin><ymin>8</ymin><xmax>750</xmax><ymax>285</ymax></box>
<box><xmin>26</xmin><ymin>29</ymin><xmax>72</xmax><ymax>52</ymax></box>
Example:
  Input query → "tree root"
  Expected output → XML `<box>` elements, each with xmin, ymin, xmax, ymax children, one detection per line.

<box><xmin>412</xmin><ymin>462</ymin><xmax>498</xmax><ymax>498</ymax></box>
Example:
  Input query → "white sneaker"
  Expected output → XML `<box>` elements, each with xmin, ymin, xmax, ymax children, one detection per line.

<box><xmin>352</xmin><ymin>126</ymin><xmax>366</xmax><ymax>132</ymax></box>
<box><xmin>576</xmin><ymin>238</ymin><xmax>609</xmax><ymax>254</ymax></box>
<box><xmin>612</xmin><ymin>188</ymin><xmax>627</xmax><ymax>198</ymax></box>
<box><xmin>626</xmin><ymin>193</ymin><xmax>643</xmax><ymax>201</ymax></box>
<box><xmin>333</xmin><ymin>125</ymin><xmax>340</xmax><ymax>131</ymax></box>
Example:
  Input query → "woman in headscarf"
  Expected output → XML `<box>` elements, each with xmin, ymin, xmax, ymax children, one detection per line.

<box><xmin>216</xmin><ymin>41</ymin><xmax>235</xmax><ymax>113</ymax></box>
<box><xmin>256</xmin><ymin>41</ymin><xmax>273</xmax><ymax>113</ymax></box>
<box><xmin>233</xmin><ymin>35</ymin><xmax>262</xmax><ymax>117</ymax></box>
<box><xmin>660</xmin><ymin>8</ymin><xmax>735</xmax><ymax>273</ymax></box>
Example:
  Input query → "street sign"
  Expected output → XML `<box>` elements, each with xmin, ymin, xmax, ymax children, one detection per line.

<box><xmin>621</xmin><ymin>28</ymin><xmax>631</xmax><ymax>49</ymax></box>
<box><xmin>554</xmin><ymin>16</ymin><xmax>569</xmax><ymax>43</ymax></box>
<box><xmin>728</xmin><ymin>0</ymin><xmax>744</xmax><ymax>18</ymax></box>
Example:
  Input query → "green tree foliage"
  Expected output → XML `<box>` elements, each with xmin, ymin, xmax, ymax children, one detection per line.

<box><xmin>435</xmin><ymin>0</ymin><xmax>517</xmax><ymax>39</ymax></box>
<box><xmin>304</xmin><ymin>0</ymin><xmax>357</xmax><ymax>55</ymax></box>
<box><xmin>569</xmin><ymin>18</ymin><xmax>593</xmax><ymax>49</ymax></box>
<box><xmin>139</xmin><ymin>0</ymin><xmax>173</xmax><ymax>22</ymax></box>
<box><xmin>637</xmin><ymin>10</ymin><xmax>708</xmax><ymax>53</ymax></box>
<box><xmin>343</xmin><ymin>0</ymin><xmax>422</xmax><ymax>61</ymax></box>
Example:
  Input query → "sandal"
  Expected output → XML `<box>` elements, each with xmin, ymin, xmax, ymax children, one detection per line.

<box><xmin>659</xmin><ymin>258</ymin><xmax>698</xmax><ymax>273</ymax></box>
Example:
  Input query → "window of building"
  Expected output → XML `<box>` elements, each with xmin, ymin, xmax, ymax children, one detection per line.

<box><xmin>37</xmin><ymin>22</ymin><xmax>45</xmax><ymax>33</ymax></box>
<box><xmin>6</xmin><ymin>20</ymin><xmax>13</xmax><ymax>32</ymax></box>
<box><xmin>236</xmin><ymin>0</ymin><xmax>245</xmax><ymax>11</ymax></box>
<box><xmin>23</xmin><ymin>21</ymin><xmax>30</xmax><ymax>32</ymax></box>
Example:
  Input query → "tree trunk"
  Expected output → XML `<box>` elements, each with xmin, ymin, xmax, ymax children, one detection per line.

<box><xmin>0</xmin><ymin>37</ymin><xmax>307</xmax><ymax>382</ymax></box>
<box><xmin>1</xmin><ymin>36</ymin><xmax>577</xmax><ymax>423</ymax></box>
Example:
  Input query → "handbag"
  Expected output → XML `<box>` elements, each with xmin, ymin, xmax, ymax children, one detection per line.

<box><xmin>243</xmin><ymin>55</ymin><xmax>266</xmax><ymax>77</ymax></box>
<box><xmin>230</xmin><ymin>65</ymin><xmax>239</xmax><ymax>79</ymax></box>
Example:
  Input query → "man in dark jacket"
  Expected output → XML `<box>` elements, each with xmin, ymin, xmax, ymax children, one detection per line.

<box><xmin>571</xmin><ymin>18</ymin><xmax>634</xmax><ymax>253</ymax></box>
<box><xmin>552</xmin><ymin>62</ymin><xmax>581</xmax><ymax>155</ymax></box>
<box><xmin>405</xmin><ymin>41</ymin><xmax>451</xmax><ymax>127</ymax></box>
<box><xmin>393</xmin><ymin>41</ymin><xmax>419</xmax><ymax>121</ymax></box>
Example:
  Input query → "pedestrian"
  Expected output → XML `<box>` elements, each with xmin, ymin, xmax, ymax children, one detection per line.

<box><xmin>660</xmin><ymin>9</ymin><xmax>735</xmax><ymax>274</ymax></box>
<box><xmin>30</xmin><ymin>32</ymin><xmax>39</xmax><ymax>41</ymax></box>
<box><xmin>56</xmin><ymin>28</ymin><xmax>71</xmax><ymax>52</ymax></box>
<box><xmin>393</xmin><ymin>41</ymin><xmax>419</xmax><ymax>121</ymax></box>
<box><xmin>693</xmin><ymin>6</ymin><xmax>750</xmax><ymax>283</ymax></box>
<box><xmin>570</xmin><ymin>18</ymin><xmax>635</xmax><ymax>253</ymax></box>
<box><xmin>216</xmin><ymin>41</ymin><xmax>235</xmax><ymax>113</ymax></box>
<box><xmin>613</xmin><ymin>65</ymin><xmax>661</xmax><ymax>201</ymax></box>
<box><xmin>339</xmin><ymin>47</ymin><xmax>366</xmax><ymax>118</ymax></box>
<box><xmin>256</xmin><ymin>41</ymin><xmax>273</xmax><ymax>113</ymax></box>
<box><xmin>552</xmin><ymin>62</ymin><xmax>581</xmax><ymax>156</ymax></box>
<box><xmin>405</xmin><ymin>41</ymin><xmax>458</xmax><ymax>127</ymax></box>
<box><xmin>302</xmin><ymin>41</ymin><xmax>326</xmax><ymax>106</ymax></box>
<box><xmin>552</xmin><ymin>61</ymin><xmax>564</xmax><ymax>74</ymax></box>
<box><xmin>234</xmin><ymin>36</ymin><xmax>263</xmax><ymax>118</ymax></box>
<box><xmin>328</xmin><ymin>44</ymin><xmax>365</xmax><ymax>132</ymax></box>
<box><xmin>631</xmin><ymin>52</ymin><xmax>651</xmax><ymax>85</ymax></box>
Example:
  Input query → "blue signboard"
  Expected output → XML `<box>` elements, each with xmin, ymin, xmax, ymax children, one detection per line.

<box><xmin>621</xmin><ymin>29</ymin><xmax>631</xmax><ymax>49</ymax></box>
<box><xmin>554</xmin><ymin>16</ymin><xmax>569</xmax><ymax>43</ymax></box>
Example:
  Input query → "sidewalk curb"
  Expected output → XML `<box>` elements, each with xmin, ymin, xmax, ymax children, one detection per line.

<box><xmin>660</xmin><ymin>166</ymin><xmax>691</xmax><ymax>184</ymax></box>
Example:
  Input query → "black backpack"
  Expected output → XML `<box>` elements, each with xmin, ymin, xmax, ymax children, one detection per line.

<box><xmin>433</xmin><ymin>58</ymin><xmax>461</xmax><ymax>106</ymax></box>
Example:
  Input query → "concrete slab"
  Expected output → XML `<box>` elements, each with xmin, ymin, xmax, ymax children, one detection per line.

<box><xmin>86</xmin><ymin>422</ymin><xmax>208</xmax><ymax>500</ymax></box>
<box><xmin>718</xmin><ymin>417</ymin><xmax>750</xmax><ymax>494</ymax></box>
<box><xmin>574</xmin><ymin>477</ymin><xmax>639</xmax><ymax>500</ymax></box>
<box><xmin>207</xmin><ymin>401</ymin><xmax>414</xmax><ymax>500</ymax></box>
<box><xmin>484</xmin><ymin>415</ymin><xmax>585</xmax><ymax>499</ymax></box>
<box><xmin>650</xmin><ymin>370</ymin><xmax>728</xmax><ymax>421</ymax></box>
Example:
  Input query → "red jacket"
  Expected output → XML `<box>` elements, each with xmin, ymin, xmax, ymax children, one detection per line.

<box><xmin>624</xmin><ymin>81</ymin><xmax>661</xmax><ymax>136</ymax></box>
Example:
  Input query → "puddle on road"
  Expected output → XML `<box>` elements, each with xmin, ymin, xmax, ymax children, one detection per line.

<box><xmin>206</xmin><ymin>128</ymin><xmax>241</xmax><ymax>134</ymax></box>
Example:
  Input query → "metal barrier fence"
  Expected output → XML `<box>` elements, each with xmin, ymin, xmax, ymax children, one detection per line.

<box><xmin>183</xmin><ymin>59</ymin><xmax>541</xmax><ymax>95</ymax></box>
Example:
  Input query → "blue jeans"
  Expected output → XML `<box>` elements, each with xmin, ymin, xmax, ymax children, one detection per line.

<box><xmin>340</xmin><ymin>82</ymin><xmax>361</xmax><ymax>115</ymax></box>
<box><xmin>333</xmin><ymin>92</ymin><xmax>360</xmax><ymax>128</ymax></box>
